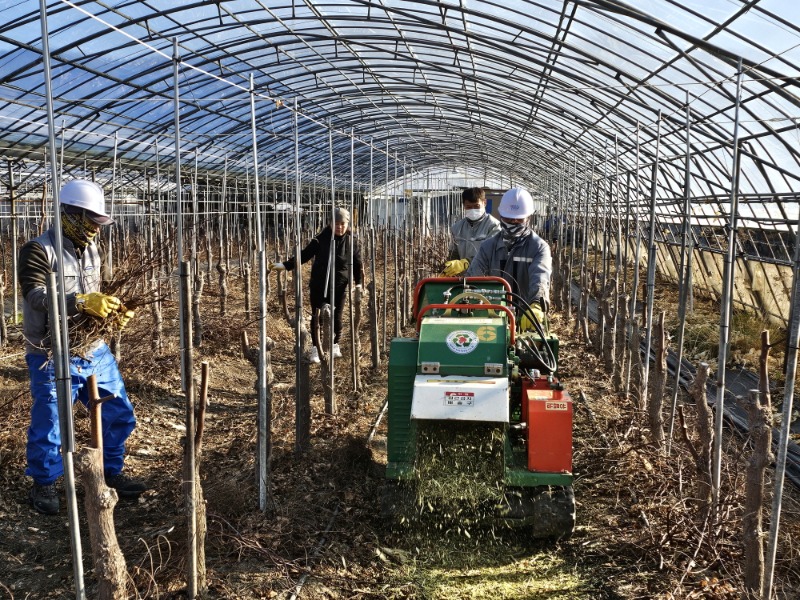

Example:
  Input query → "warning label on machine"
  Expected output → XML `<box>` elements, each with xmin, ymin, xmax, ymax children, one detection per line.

<box><xmin>444</xmin><ymin>391</ymin><xmax>475</xmax><ymax>406</ymax></box>
<box><xmin>545</xmin><ymin>401</ymin><xmax>568</xmax><ymax>411</ymax></box>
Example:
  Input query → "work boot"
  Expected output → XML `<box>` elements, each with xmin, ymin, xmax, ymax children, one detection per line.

<box><xmin>105</xmin><ymin>473</ymin><xmax>148</xmax><ymax>499</ymax></box>
<box><xmin>332</xmin><ymin>343</ymin><xmax>343</xmax><ymax>359</ymax></box>
<box><xmin>29</xmin><ymin>482</ymin><xmax>59</xmax><ymax>515</ymax></box>
<box><xmin>307</xmin><ymin>346</ymin><xmax>321</xmax><ymax>364</ymax></box>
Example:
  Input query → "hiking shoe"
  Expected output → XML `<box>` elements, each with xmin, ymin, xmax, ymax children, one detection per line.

<box><xmin>29</xmin><ymin>482</ymin><xmax>59</xmax><ymax>515</ymax></box>
<box><xmin>307</xmin><ymin>346</ymin><xmax>321</xmax><ymax>364</ymax></box>
<box><xmin>105</xmin><ymin>473</ymin><xmax>148</xmax><ymax>499</ymax></box>
<box><xmin>332</xmin><ymin>343</ymin><xmax>343</xmax><ymax>359</ymax></box>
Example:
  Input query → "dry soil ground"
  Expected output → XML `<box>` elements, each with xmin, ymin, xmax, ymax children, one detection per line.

<box><xmin>1</xmin><ymin>262</ymin><xmax>798</xmax><ymax>599</ymax></box>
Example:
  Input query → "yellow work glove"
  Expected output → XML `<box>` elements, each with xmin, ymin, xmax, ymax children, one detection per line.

<box><xmin>519</xmin><ymin>304</ymin><xmax>545</xmax><ymax>331</ymax></box>
<box><xmin>117</xmin><ymin>309</ymin><xmax>135</xmax><ymax>331</ymax></box>
<box><xmin>269</xmin><ymin>262</ymin><xmax>286</xmax><ymax>272</ymax></box>
<box><xmin>75</xmin><ymin>292</ymin><xmax>121</xmax><ymax>319</ymax></box>
<box><xmin>442</xmin><ymin>258</ymin><xmax>470</xmax><ymax>277</ymax></box>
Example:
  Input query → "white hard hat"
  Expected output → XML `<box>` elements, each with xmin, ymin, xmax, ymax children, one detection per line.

<box><xmin>59</xmin><ymin>180</ymin><xmax>114</xmax><ymax>225</ymax></box>
<box><xmin>498</xmin><ymin>188</ymin><xmax>534</xmax><ymax>219</ymax></box>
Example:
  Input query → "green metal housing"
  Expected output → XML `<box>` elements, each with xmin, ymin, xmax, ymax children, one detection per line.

<box><xmin>386</xmin><ymin>337</ymin><xmax>418</xmax><ymax>479</ymax></box>
<box><xmin>387</xmin><ymin>277</ymin><xmax>572</xmax><ymax>489</ymax></box>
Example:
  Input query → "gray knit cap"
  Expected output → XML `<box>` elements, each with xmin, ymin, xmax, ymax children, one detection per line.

<box><xmin>333</xmin><ymin>206</ymin><xmax>350</xmax><ymax>223</ymax></box>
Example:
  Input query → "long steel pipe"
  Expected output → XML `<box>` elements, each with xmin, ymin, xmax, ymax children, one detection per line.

<box><xmin>713</xmin><ymin>59</ymin><xmax>744</xmax><ymax>503</ymax></box>
<box><xmin>293</xmin><ymin>98</ymin><xmax>304</xmax><ymax>447</ymax></box>
<box><xmin>39</xmin><ymin>1</ymin><xmax>85</xmax><ymax>595</ymax></box>
<box><xmin>326</xmin><ymin>125</ymin><xmax>337</xmax><ymax>408</ymax></box>
<box><xmin>250</xmin><ymin>74</ymin><xmax>270</xmax><ymax>511</ymax></box>
<box><xmin>173</xmin><ymin>38</ymin><xmax>188</xmax><ymax>391</ymax></box>
<box><xmin>641</xmin><ymin>112</ymin><xmax>663</xmax><ymax>401</ymax></box>
<box><xmin>763</xmin><ymin>174</ymin><xmax>800</xmax><ymax>598</ymax></box>
<box><xmin>349</xmin><ymin>131</ymin><xmax>357</xmax><ymax>389</ymax></box>
<box><xmin>667</xmin><ymin>92</ymin><xmax>694</xmax><ymax>455</ymax></box>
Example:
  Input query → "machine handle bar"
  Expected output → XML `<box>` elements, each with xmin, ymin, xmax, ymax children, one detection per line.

<box><xmin>416</xmin><ymin>303</ymin><xmax>516</xmax><ymax>345</ymax></box>
<box><xmin>412</xmin><ymin>276</ymin><xmax>512</xmax><ymax>320</ymax></box>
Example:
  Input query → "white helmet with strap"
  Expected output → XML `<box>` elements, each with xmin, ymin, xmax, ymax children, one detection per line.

<box><xmin>498</xmin><ymin>188</ymin><xmax>534</xmax><ymax>219</ymax></box>
<box><xmin>59</xmin><ymin>180</ymin><xmax>114</xmax><ymax>225</ymax></box>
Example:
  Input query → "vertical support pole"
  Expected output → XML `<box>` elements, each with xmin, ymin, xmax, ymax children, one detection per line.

<box><xmin>713</xmin><ymin>58</ymin><xmax>744</xmax><ymax>506</ymax></box>
<box><xmin>38</xmin><ymin>2</ymin><xmax>85</xmax><ymax>595</ymax></box>
<box><xmin>9</xmin><ymin>161</ymin><xmax>19</xmax><ymax>323</ymax></box>
<box><xmin>627</xmin><ymin>123</ymin><xmax>642</xmax><ymax>399</ymax></box>
<box><xmin>108</xmin><ymin>132</ymin><xmax>118</xmax><ymax>278</ymax></box>
<box><xmin>326</xmin><ymin>124</ymin><xmax>337</xmax><ymax>395</ymax></box>
<box><xmin>642</xmin><ymin>112</ymin><xmax>662</xmax><ymax>401</ymax></box>
<box><xmin>382</xmin><ymin>140</ymin><xmax>389</xmax><ymax>354</ymax></box>
<box><xmin>173</xmin><ymin>38</ymin><xmax>187</xmax><ymax>390</ymax></box>
<box><xmin>368</xmin><ymin>141</ymin><xmax>380</xmax><ymax>369</ymax></box>
<box><xmin>349</xmin><ymin>130</ymin><xmax>358</xmax><ymax>391</ymax></box>
<box><xmin>667</xmin><ymin>91</ymin><xmax>694</xmax><ymax>455</ymax></box>
<box><xmin>293</xmin><ymin>98</ymin><xmax>306</xmax><ymax>445</ymax></box>
<box><xmin>762</xmin><ymin>142</ymin><xmax>800</xmax><ymax>600</ymax></box>
<box><xmin>393</xmin><ymin>152</ymin><xmax>400</xmax><ymax>338</ymax></box>
<box><xmin>179</xmin><ymin>261</ymin><xmax>197</xmax><ymax>598</ymax></box>
<box><xmin>250</xmin><ymin>74</ymin><xmax>271</xmax><ymax>511</ymax></box>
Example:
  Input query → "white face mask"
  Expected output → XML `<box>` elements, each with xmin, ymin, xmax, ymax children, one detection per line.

<box><xmin>465</xmin><ymin>207</ymin><xmax>485</xmax><ymax>221</ymax></box>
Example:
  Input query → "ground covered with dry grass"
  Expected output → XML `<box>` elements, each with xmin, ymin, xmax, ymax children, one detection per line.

<box><xmin>1</xmin><ymin>252</ymin><xmax>799</xmax><ymax>599</ymax></box>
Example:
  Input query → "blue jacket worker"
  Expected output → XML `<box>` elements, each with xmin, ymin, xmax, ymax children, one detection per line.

<box><xmin>18</xmin><ymin>179</ymin><xmax>146</xmax><ymax>515</ymax></box>
<box><xmin>270</xmin><ymin>207</ymin><xmax>363</xmax><ymax>364</ymax></box>
<box><xmin>442</xmin><ymin>187</ymin><xmax>501</xmax><ymax>276</ymax></box>
<box><xmin>464</xmin><ymin>188</ymin><xmax>552</xmax><ymax>329</ymax></box>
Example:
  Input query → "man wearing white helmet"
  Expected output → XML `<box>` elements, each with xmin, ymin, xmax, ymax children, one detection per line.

<box><xmin>464</xmin><ymin>187</ymin><xmax>552</xmax><ymax>328</ymax></box>
<box><xmin>18</xmin><ymin>179</ymin><xmax>146</xmax><ymax>515</ymax></box>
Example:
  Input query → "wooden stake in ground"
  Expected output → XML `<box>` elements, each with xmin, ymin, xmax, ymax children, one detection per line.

<box><xmin>243</xmin><ymin>262</ymin><xmax>252</xmax><ymax>320</ymax></box>
<box><xmin>277</xmin><ymin>269</ymin><xmax>294</xmax><ymax>327</ymax></box>
<box><xmin>241</xmin><ymin>330</ymin><xmax>275</xmax><ymax>510</ymax></box>
<box><xmin>628</xmin><ymin>315</ymin><xmax>644</xmax><ymax>410</ymax></box>
<box><xmin>601</xmin><ymin>278</ymin><xmax>617</xmax><ymax>373</ymax></box>
<box><xmin>689</xmin><ymin>362</ymin><xmax>713</xmax><ymax>512</ymax></box>
<box><xmin>353</xmin><ymin>284</ymin><xmax>363</xmax><ymax>392</ymax></box>
<box><xmin>193</xmin><ymin>267</ymin><xmax>204</xmax><ymax>348</ymax></box>
<box><xmin>216</xmin><ymin>259</ymin><xmax>228</xmax><ymax>316</ymax></box>
<box><xmin>561</xmin><ymin>247</ymin><xmax>571</xmax><ymax>322</ymax></box>
<box><xmin>552</xmin><ymin>249</ymin><xmax>563</xmax><ymax>313</ymax></box>
<box><xmin>613</xmin><ymin>292</ymin><xmax>629</xmax><ymax>393</ymax></box>
<box><xmin>74</xmin><ymin>375</ymin><xmax>127</xmax><ymax>600</ymax></box>
<box><xmin>742</xmin><ymin>331</ymin><xmax>774</xmax><ymax>598</ymax></box>
<box><xmin>314</xmin><ymin>305</ymin><xmax>335</xmax><ymax>414</ymax></box>
<box><xmin>648</xmin><ymin>311</ymin><xmax>667</xmax><ymax>448</ymax></box>
<box><xmin>368</xmin><ymin>280</ymin><xmax>380</xmax><ymax>369</ymax></box>
<box><xmin>150</xmin><ymin>273</ymin><xmax>163</xmax><ymax>354</ymax></box>
<box><xmin>0</xmin><ymin>273</ymin><xmax>7</xmax><ymax>346</ymax></box>
<box><xmin>296</xmin><ymin>323</ymin><xmax>312</xmax><ymax>453</ymax></box>
<box><xmin>193</xmin><ymin>361</ymin><xmax>210</xmax><ymax>595</ymax></box>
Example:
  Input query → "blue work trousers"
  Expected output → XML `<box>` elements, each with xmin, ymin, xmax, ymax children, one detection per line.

<box><xmin>25</xmin><ymin>342</ymin><xmax>136</xmax><ymax>485</ymax></box>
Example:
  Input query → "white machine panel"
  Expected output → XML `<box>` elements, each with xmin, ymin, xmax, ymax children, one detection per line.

<box><xmin>410</xmin><ymin>375</ymin><xmax>509</xmax><ymax>422</ymax></box>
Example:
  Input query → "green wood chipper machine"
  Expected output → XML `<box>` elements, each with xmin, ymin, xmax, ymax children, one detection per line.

<box><xmin>383</xmin><ymin>276</ymin><xmax>575</xmax><ymax>539</ymax></box>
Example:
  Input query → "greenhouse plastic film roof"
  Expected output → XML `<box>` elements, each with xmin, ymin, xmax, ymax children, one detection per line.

<box><xmin>1</xmin><ymin>0</ymin><xmax>800</xmax><ymax>221</ymax></box>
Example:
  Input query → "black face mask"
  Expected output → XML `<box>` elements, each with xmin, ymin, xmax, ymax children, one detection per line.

<box><xmin>500</xmin><ymin>221</ymin><xmax>527</xmax><ymax>241</ymax></box>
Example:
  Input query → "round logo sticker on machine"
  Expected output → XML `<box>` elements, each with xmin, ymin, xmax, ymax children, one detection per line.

<box><xmin>446</xmin><ymin>330</ymin><xmax>479</xmax><ymax>354</ymax></box>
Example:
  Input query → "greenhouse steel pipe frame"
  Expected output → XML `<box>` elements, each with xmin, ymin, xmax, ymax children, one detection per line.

<box><xmin>713</xmin><ymin>59</ymin><xmax>744</xmax><ymax>506</ymax></box>
<box><xmin>39</xmin><ymin>1</ymin><xmax>85</xmax><ymax>596</ymax></box>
